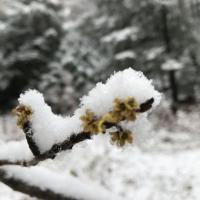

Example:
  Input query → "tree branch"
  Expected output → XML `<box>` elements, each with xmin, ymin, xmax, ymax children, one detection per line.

<box><xmin>0</xmin><ymin>166</ymin><xmax>125</xmax><ymax>200</ymax></box>
<box><xmin>0</xmin><ymin>158</ymin><xmax>41</xmax><ymax>167</ymax></box>
<box><xmin>0</xmin><ymin>168</ymin><xmax>78</xmax><ymax>200</ymax></box>
<box><xmin>1</xmin><ymin>98</ymin><xmax>154</xmax><ymax>167</ymax></box>
<box><xmin>23</xmin><ymin>121</ymin><xmax>91</xmax><ymax>161</ymax></box>
<box><xmin>0</xmin><ymin>98</ymin><xmax>155</xmax><ymax>168</ymax></box>
<box><xmin>0</xmin><ymin>124</ymin><xmax>119</xmax><ymax>167</ymax></box>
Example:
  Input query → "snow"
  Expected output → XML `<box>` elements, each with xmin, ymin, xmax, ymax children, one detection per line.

<box><xmin>115</xmin><ymin>51</ymin><xmax>137</xmax><ymax>60</ymax></box>
<box><xmin>77</xmin><ymin>68</ymin><xmax>161</xmax><ymax>116</ymax></box>
<box><xmin>144</xmin><ymin>46</ymin><xmax>164</xmax><ymax>60</ymax></box>
<box><xmin>1</xmin><ymin>165</ymin><xmax>127</xmax><ymax>200</ymax></box>
<box><xmin>154</xmin><ymin>0</ymin><xmax>177</xmax><ymax>6</ymax></box>
<box><xmin>0</xmin><ymin>0</ymin><xmax>46</xmax><ymax>16</ymax></box>
<box><xmin>105</xmin><ymin>147</ymin><xmax>200</xmax><ymax>200</ymax></box>
<box><xmin>0</xmin><ymin>183</ymin><xmax>28</xmax><ymax>200</ymax></box>
<box><xmin>101</xmin><ymin>27</ymin><xmax>139</xmax><ymax>43</ymax></box>
<box><xmin>48</xmin><ymin>0</ymin><xmax>61</xmax><ymax>6</ymax></box>
<box><xmin>46</xmin><ymin>125</ymin><xmax>200</xmax><ymax>200</ymax></box>
<box><xmin>0</xmin><ymin>140</ymin><xmax>33</xmax><ymax>162</ymax></box>
<box><xmin>161</xmin><ymin>59</ymin><xmax>183</xmax><ymax>71</ymax></box>
<box><xmin>1</xmin><ymin>104</ymin><xmax>200</xmax><ymax>200</ymax></box>
<box><xmin>18</xmin><ymin>68</ymin><xmax>161</xmax><ymax>153</ymax></box>
<box><xmin>2</xmin><ymin>127</ymin><xmax>200</xmax><ymax>200</ymax></box>
<box><xmin>0</xmin><ymin>115</ymin><xmax>22</xmax><ymax>141</ymax></box>
<box><xmin>19</xmin><ymin>90</ymin><xmax>81</xmax><ymax>153</ymax></box>
<box><xmin>0</xmin><ymin>22</ymin><xmax>7</xmax><ymax>32</ymax></box>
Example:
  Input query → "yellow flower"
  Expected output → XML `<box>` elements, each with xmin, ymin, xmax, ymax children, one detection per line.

<box><xmin>80</xmin><ymin>110</ymin><xmax>94</xmax><ymax>123</ymax></box>
<box><xmin>125</xmin><ymin>97</ymin><xmax>140</xmax><ymax>110</ymax></box>
<box><xmin>80</xmin><ymin>110</ymin><xmax>104</xmax><ymax>134</ymax></box>
<box><xmin>113</xmin><ymin>97</ymin><xmax>139</xmax><ymax>121</ymax></box>
<box><xmin>96</xmin><ymin>112</ymin><xmax>124</xmax><ymax>134</ymax></box>
<box><xmin>102</xmin><ymin>112</ymin><xmax>122</xmax><ymax>124</ymax></box>
<box><xmin>110</xmin><ymin>130</ymin><xmax>133</xmax><ymax>147</ymax></box>
<box><xmin>80</xmin><ymin>97</ymin><xmax>140</xmax><ymax>136</ymax></box>
<box><xmin>113</xmin><ymin>98</ymin><xmax>126</xmax><ymax>113</ymax></box>
<box><xmin>96</xmin><ymin>118</ymin><xmax>106</xmax><ymax>133</ymax></box>
<box><xmin>13</xmin><ymin>105</ymin><xmax>33</xmax><ymax>129</ymax></box>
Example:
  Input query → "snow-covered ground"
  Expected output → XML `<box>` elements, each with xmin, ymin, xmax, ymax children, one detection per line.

<box><xmin>0</xmin><ymin>104</ymin><xmax>200</xmax><ymax>200</ymax></box>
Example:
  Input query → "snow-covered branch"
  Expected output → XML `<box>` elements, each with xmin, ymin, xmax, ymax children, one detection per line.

<box><xmin>0</xmin><ymin>140</ymin><xmax>34</xmax><ymax>166</ymax></box>
<box><xmin>20</xmin><ymin>97</ymin><xmax>155</xmax><ymax>164</ymax></box>
<box><xmin>0</xmin><ymin>166</ymin><xmax>125</xmax><ymax>200</ymax></box>
<box><xmin>11</xmin><ymin>68</ymin><xmax>161</xmax><ymax>164</ymax></box>
<box><xmin>22</xmin><ymin>121</ymin><xmax>92</xmax><ymax>165</ymax></box>
<box><xmin>0</xmin><ymin>68</ymin><xmax>161</xmax><ymax>200</ymax></box>
<box><xmin>1</xmin><ymin>99</ymin><xmax>155</xmax><ymax>167</ymax></box>
<box><xmin>0</xmin><ymin>168</ymin><xmax>73</xmax><ymax>200</ymax></box>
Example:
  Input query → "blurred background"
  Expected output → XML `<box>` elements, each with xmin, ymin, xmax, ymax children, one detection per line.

<box><xmin>0</xmin><ymin>0</ymin><xmax>200</xmax><ymax>199</ymax></box>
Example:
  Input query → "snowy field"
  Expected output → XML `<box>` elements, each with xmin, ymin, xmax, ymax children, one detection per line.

<box><xmin>0</xmin><ymin>105</ymin><xmax>200</xmax><ymax>200</ymax></box>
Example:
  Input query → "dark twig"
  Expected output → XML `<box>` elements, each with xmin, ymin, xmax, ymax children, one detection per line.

<box><xmin>22</xmin><ymin>120</ymin><xmax>92</xmax><ymax>161</ymax></box>
<box><xmin>35</xmin><ymin>132</ymin><xmax>91</xmax><ymax>161</ymax></box>
<box><xmin>137</xmin><ymin>98</ymin><xmax>154</xmax><ymax>113</ymax></box>
<box><xmin>0</xmin><ymin>157</ymin><xmax>43</xmax><ymax>167</ymax></box>
<box><xmin>23</xmin><ymin>121</ymin><xmax>40</xmax><ymax>157</ymax></box>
